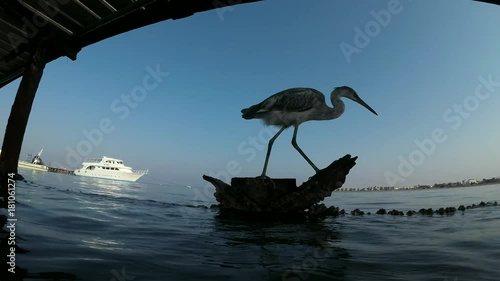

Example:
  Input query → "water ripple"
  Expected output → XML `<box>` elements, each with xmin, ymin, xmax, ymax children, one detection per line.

<box><xmin>11</xmin><ymin>173</ymin><xmax>500</xmax><ymax>281</ymax></box>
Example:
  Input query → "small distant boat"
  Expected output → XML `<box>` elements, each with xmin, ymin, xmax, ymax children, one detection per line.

<box><xmin>74</xmin><ymin>156</ymin><xmax>148</xmax><ymax>182</ymax></box>
<box><xmin>17</xmin><ymin>149</ymin><xmax>49</xmax><ymax>172</ymax></box>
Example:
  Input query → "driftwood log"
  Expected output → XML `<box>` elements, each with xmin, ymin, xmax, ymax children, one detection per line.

<box><xmin>203</xmin><ymin>154</ymin><xmax>357</xmax><ymax>218</ymax></box>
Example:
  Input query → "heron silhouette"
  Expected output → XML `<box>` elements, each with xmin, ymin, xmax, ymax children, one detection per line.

<box><xmin>241</xmin><ymin>86</ymin><xmax>378</xmax><ymax>177</ymax></box>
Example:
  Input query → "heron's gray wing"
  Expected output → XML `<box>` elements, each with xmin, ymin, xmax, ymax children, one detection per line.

<box><xmin>260</xmin><ymin>88</ymin><xmax>325</xmax><ymax>112</ymax></box>
<box><xmin>241</xmin><ymin>88</ymin><xmax>325</xmax><ymax>119</ymax></box>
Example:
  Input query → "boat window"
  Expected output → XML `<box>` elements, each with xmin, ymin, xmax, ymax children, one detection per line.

<box><xmin>87</xmin><ymin>166</ymin><xmax>95</xmax><ymax>170</ymax></box>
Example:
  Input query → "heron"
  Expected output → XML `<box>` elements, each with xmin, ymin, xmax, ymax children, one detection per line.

<box><xmin>241</xmin><ymin>86</ymin><xmax>378</xmax><ymax>177</ymax></box>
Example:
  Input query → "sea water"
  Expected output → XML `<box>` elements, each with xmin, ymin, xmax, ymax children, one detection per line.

<box><xmin>7</xmin><ymin>171</ymin><xmax>500</xmax><ymax>281</ymax></box>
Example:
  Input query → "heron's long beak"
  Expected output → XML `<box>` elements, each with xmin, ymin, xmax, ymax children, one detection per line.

<box><xmin>356</xmin><ymin>97</ymin><xmax>378</xmax><ymax>116</ymax></box>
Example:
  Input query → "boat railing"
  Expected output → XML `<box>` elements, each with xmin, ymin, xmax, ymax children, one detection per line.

<box><xmin>133</xmin><ymin>169</ymin><xmax>149</xmax><ymax>175</ymax></box>
<box><xmin>84</xmin><ymin>158</ymin><xmax>103</xmax><ymax>163</ymax></box>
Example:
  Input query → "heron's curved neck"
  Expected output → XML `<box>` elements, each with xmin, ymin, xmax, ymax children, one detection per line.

<box><xmin>321</xmin><ymin>94</ymin><xmax>345</xmax><ymax>120</ymax></box>
<box><xmin>314</xmin><ymin>95</ymin><xmax>344</xmax><ymax>120</ymax></box>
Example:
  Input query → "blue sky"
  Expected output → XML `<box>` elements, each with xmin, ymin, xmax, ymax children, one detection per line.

<box><xmin>1</xmin><ymin>0</ymin><xmax>500</xmax><ymax>188</ymax></box>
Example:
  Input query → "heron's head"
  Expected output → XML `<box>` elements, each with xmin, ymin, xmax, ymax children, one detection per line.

<box><xmin>333</xmin><ymin>86</ymin><xmax>378</xmax><ymax>116</ymax></box>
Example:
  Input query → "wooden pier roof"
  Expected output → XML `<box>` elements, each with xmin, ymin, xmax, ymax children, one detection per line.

<box><xmin>0</xmin><ymin>0</ymin><xmax>261</xmax><ymax>89</ymax></box>
<box><xmin>0</xmin><ymin>0</ymin><xmax>498</xmax><ymax>90</ymax></box>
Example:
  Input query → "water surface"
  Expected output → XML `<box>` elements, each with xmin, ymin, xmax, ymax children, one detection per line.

<box><xmin>10</xmin><ymin>171</ymin><xmax>500</xmax><ymax>281</ymax></box>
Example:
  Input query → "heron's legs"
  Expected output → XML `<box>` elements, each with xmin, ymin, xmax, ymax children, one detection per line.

<box><xmin>291</xmin><ymin>125</ymin><xmax>320</xmax><ymax>173</ymax></box>
<box><xmin>261</xmin><ymin>126</ymin><xmax>286</xmax><ymax>177</ymax></box>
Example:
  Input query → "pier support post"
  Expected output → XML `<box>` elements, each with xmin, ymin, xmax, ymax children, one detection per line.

<box><xmin>0</xmin><ymin>38</ymin><xmax>48</xmax><ymax>280</ymax></box>
<box><xmin>0</xmin><ymin>39</ymin><xmax>48</xmax><ymax>190</ymax></box>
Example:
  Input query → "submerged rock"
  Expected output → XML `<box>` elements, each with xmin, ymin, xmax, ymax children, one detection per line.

<box><xmin>308</xmin><ymin>204</ymin><xmax>326</xmax><ymax>215</ymax></box>
<box><xmin>326</xmin><ymin>205</ymin><xmax>341</xmax><ymax>216</ymax></box>
<box><xmin>445</xmin><ymin>207</ymin><xmax>456</xmax><ymax>214</ymax></box>
<box><xmin>387</xmin><ymin>209</ymin><xmax>403</xmax><ymax>216</ymax></box>
<box><xmin>418</xmin><ymin>208</ymin><xmax>433</xmax><ymax>215</ymax></box>
<box><xmin>350</xmin><ymin>208</ymin><xmax>365</xmax><ymax>216</ymax></box>
<box><xmin>435</xmin><ymin>208</ymin><xmax>445</xmax><ymax>215</ymax></box>
<box><xmin>406</xmin><ymin>210</ymin><xmax>416</xmax><ymax>216</ymax></box>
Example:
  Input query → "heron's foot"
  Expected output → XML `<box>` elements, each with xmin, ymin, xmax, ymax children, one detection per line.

<box><xmin>307</xmin><ymin>162</ymin><xmax>320</xmax><ymax>174</ymax></box>
<box><xmin>259</xmin><ymin>174</ymin><xmax>271</xmax><ymax>180</ymax></box>
<box><xmin>308</xmin><ymin>167</ymin><xmax>323</xmax><ymax>181</ymax></box>
<box><xmin>257</xmin><ymin>174</ymin><xmax>276</xmax><ymax>188</ymax></box>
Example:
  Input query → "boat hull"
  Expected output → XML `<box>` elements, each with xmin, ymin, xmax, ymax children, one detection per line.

<box><xmin>74</xmin><ymin>169</ymin><xmax>144</xmax><ymax>182</ymax></box>
<box><xmin>18</xmin><ymin>161</ymin><xmax>49</xmax><ymax>172</ymax></box>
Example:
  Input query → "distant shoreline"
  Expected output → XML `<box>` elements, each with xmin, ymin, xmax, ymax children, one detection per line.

<box><xmin>337</xmin><ymin>178</ymin><xmax>500</xmax><ymax>192</ymax></box>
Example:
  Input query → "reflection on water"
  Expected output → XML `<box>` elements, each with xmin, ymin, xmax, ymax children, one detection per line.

<box><xmin>212</xmin><ymin>218</ymin><xmax>350</xmax><ymax>281</ymax></box>
<box><xmin>81</xmin><ymin>237</ymin><xmax>124</xmax><ymax>251</ymax></box>
<box><xmin>18</xmin><ymin>167</ymin><xmax>46</xmax><ymax>180</ymax></box>
<box><xmin>72</xmin><ymin>176</ymin><xmax>142</xmax><ymax>200</ymax></box>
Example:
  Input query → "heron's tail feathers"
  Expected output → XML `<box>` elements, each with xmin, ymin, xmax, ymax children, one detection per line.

<box><xmin>241</xmin><ymin>104</ymin><xmax>262</xmax><ymax>119</ymax></box>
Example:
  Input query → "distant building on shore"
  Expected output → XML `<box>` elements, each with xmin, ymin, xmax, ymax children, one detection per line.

<box><xmin>463</xmin><ymin>179</ymin><xmax>478</xmax><ymax>185</ymax></box>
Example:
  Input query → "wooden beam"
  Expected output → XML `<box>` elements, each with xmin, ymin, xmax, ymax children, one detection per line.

<box><xmin>0</xmin><ymin>38</ymin><xmax>48</xmax><ymax>187</ymax></box>
<box><xmin>475</xmin><ymin>0</ymin><xmax>500</xmax><ymax>6</ymax></box>
<box><xmin>0</xmin><ymin>33</ymin><xmax>47</xmax><ymax>281</ymax></box>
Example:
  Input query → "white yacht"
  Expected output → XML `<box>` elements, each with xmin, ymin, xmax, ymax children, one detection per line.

<box><xmin>74</xmin><ymin>156</ymin><xmax>148</xmax><ymax>182</ymax></box>
<box><xmin>18</xmin><ymin>149</ymin><xmax>49</xmax><ymax>172</ymax></box>
<box><xmin>0</xmin><ymin>149</ymin><xmax>49</xmax><ymax>172</ymax></box>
